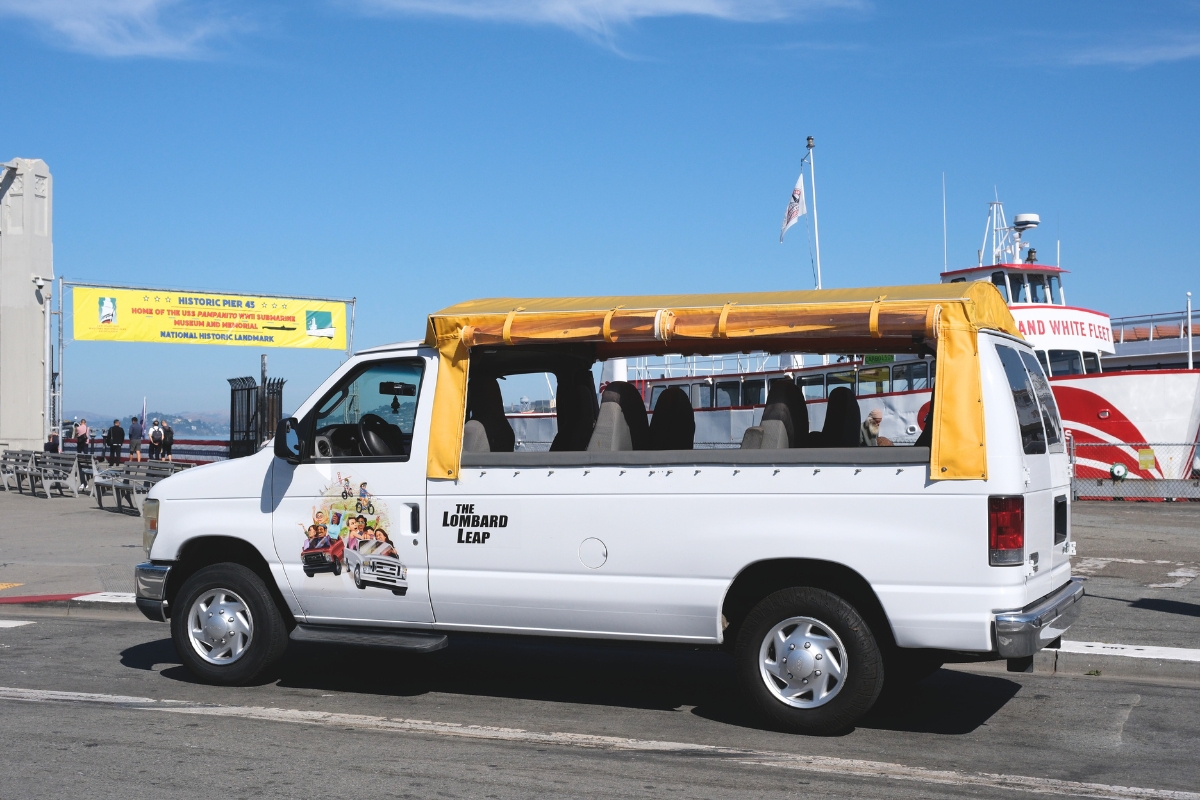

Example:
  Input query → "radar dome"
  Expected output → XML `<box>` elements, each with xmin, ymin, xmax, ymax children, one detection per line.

<box><xmin>1013</xmin><ymin>213</ymin><xmax>1040</xmax><ymax>232</ymax></box>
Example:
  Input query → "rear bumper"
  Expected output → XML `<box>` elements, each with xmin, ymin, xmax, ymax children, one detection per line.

<box><xmin>994</xmin><ymin>577</ymin><xmax>1085</xmax><ymax>658</ymax></box>
<box><xmin>135</xmin><ymin>562</ymin><xmax>172</xmax><ymax>622</ymax></box>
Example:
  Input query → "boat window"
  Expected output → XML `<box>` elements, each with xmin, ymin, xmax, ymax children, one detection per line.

<box><xmin>797</xmin><ymin>374</ymin><xmax>824</xmax><ymax>400</ymax></box>
<box><xmin>742</xmin><ymin>379</ymin><xmax>767</xmax><ymax>406</ymax></box>
<box><xmin>649</xmin><ymin>385</ymin><xmax>667</xmax><ymax>409</ymax></box>
<box><xmin>991</xmin><ymin>271</ymin><xmax>1010</xmax><ymax>302</ymax></box>
<box><xmin>715</xmin><ymin>380</ymin><xmax>740</xmax><ymax>408</ymax></box>
<box><xmin>950</xmin><ymin>277</ymin><xmax>966</xmax><ymax>283</ymax></box>
<box><xmin>1048</xmin><ymin>349</ymin><xmax>1084</xmax><ymax>376</ymax></box>
<box><xmin>892</xmin><ymin>361</ymin><xmax>929</xmax><ymax>392</ymax></box>
<box><xmin>1048</xmin><ymin>274</ymin><xmax>1062</xmax><ymax>304</ymax></box>
<box><xmin>857</xmin><ymin>367</ymin><xmax>890</xmax><ymax>396</ymax></box>
<box><xmin>1082</xmin><ymin>352</ymin><xmax>1102</xmax><ymax>374</ymax></box>
<box><xmin>691</xmin><ymin>383</ymin><xmax>712</xmax><ymax>409</ymax></box>
<box><xmin>1012</xmin><ymin>277</ymin><xmax>1030</xmax><ymax>304</ymax></box>
<box><xmin>995</xmin><ymin>345</ymin><xmax>1047</xmax><ymax>455</ymax></box>
<box><xmin>1019</xmin><ymin>349</ymin><xmax>1064</xmax><ymax>452</ymax></box>
<box><xmin>1035</xmin><ymin>350</ymin><xmax>1051</xmax><ymax>375</ymax></box>
<box><xmin>827</xmin><ymin>370</ymin><xmax>856</xmax><ymax>395</ymax></box>
<box><xmin>1029</xmin><ymin>274</ymin><xmax>1047</xmax><ymax>304</ymax></box>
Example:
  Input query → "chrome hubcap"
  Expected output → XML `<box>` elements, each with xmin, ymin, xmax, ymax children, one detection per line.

<box><xmin>758</xmin><ymin>616</ymin><xmax>846</xmax><ymax>708</ymax></box>
<box><xmin>187</xmin><ymin>588</ymin><xmax>253</xmax><ymax>665</ymax></box>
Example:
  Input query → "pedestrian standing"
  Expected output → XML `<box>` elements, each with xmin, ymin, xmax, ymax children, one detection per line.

<box><xmin>108</xmin><ymin>419</ymin><xmax>125</xmax><ymax>464</ymax></box>
<box><xmin>148</xmin><ymin>419</ymin><xmax>164</xmax><ymax>460</ymax></box>
<box><xmin>76</xmin><ymin>419</ymin><xmax>90</xmax><ymax>453</ymax></box>
<box><xmin>162</xmin><ymin>420</ymin><xmax>175</xmax><ymax>462</ymax></box>
<box><xmin>128</xmin><ymin>416</ymin><xmax>143</xmax><ymax>462</ymax></box>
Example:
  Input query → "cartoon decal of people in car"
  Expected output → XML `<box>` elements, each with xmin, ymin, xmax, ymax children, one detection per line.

<box><xmin>300</xmin><ymin>478</ymin><xmax>406</xmax><ymax>594</ymax></box>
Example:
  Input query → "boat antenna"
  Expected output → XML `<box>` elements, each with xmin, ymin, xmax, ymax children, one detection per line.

<box><xmin>941</xmin><ymin>172</ymin><xmax>948</xmax><ymax>272</ymax></box>
<box><xmin>807</xmin><ymin>136</ymin><xmax>822</xmax><ymax>290</ymax></box>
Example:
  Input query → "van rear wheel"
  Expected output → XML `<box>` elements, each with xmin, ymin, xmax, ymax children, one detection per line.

<box><xmin>171</xmin><ymin>563</ymin><xmax>288</xmax><ymax>686</ymax></box>
<box><xmin>735</xmin><ymin>587</ymin><xmax>884</xmax><ymax>735</ymax></box>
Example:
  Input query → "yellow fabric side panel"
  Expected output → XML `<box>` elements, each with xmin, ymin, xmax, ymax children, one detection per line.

<box><xmin>930</xmin><ymin>302</ymin><xmax>988</xmax><ymax>480</ymax></box>
<box><xmin>426</xmin><ymin>321</ymin><xmax>470</xmax><ymax>481</ymax></box>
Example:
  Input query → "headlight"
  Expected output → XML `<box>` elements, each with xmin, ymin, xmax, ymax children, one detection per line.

<box><xmin>143</xmin><ymin>499</ymin><xmax>160</xmax><ymax>557</ymax></box>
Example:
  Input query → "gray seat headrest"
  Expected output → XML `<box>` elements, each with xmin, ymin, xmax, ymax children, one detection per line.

<box><xmin>462</xmin><ymin>420</ymin><xmax>491</xmax><ymax>453</ymax></box>
<box><xmin>586</xmin><ymin>381</ymin><xmax>650</xmax><ymax>452</ymax></box>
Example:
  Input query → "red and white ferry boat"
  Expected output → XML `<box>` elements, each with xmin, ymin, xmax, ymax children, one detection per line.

<box><xmin>508</xmin><ymin>200</ymin><xmax>1199</xmax><ymax>481</ymax></box>
<box><xmin>946</xmin><ymin>202</ymin><xmax>1199</xmax><ymax>481</ymax></box>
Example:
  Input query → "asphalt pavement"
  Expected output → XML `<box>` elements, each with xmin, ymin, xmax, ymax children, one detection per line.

<box><xmin>0</xmin><ymin>489</ymin><xmax>1197</xmax><ymax>798</ymax></box>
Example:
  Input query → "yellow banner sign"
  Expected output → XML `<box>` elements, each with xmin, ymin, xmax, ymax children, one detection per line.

<box><xmin>72</xmin><ymin>287</ymin><xmax>348</xmax><ymax>350</ymax></box>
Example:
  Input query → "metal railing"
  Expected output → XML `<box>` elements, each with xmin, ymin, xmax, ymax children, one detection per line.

<box><xmin>1070</xmin><ymin>440</ymin><xmax>1200</xmax><ymax>500</ymax></box>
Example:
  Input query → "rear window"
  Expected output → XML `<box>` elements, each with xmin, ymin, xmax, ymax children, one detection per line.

<box><xmin>995</xmin><ymin>345</ymin><xmax>1047</xmax><ymax>455</ymax></box>
<box><xmin>1019</xmin><ymin>349</ymin><xmax>1064</xmax><ymax>452</ymax></box>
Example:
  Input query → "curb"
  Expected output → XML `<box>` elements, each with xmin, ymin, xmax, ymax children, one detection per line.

<box><xmin>954</xmin><ymin>645</ymin><xmax>1200</xmax><ymax>686</ymax></box>
<box><xmin>0</xmin><ymin>592</ymin><xmax>147</xmax><ymax>621</ymax></box>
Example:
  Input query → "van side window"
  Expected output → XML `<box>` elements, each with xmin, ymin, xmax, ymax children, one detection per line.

<box><xmin>995</xmin><ymin>345</ymin><xmax>1047</xmax><ymax>455</ymax></box>
<box><xmin>307</xmin><ymin>359</ymin><xmax>425</xmax><ymax>460</ymax></box>
<box><xmin>1018</xmin><ymin>349</ymin><xmax>1064</xmax><ymax>452</ymax></box>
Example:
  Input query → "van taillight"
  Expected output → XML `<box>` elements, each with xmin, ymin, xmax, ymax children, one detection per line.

<box><xmin>989</xmin><ymin>496</ymin><xmax>1024</xmax><ymax>566</ymax></box>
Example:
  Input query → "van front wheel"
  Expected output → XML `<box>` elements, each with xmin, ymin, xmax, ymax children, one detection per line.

<box><xmin>171</xmin><ymin>563</ymin><xmax>289</xmax><ymax>686</ymax></box>
<box><xmin>735</xmin><ymin>587</ymin><xmax>884</xmax><ymax>735</ymax></box>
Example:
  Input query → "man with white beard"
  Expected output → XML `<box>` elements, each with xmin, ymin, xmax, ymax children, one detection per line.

<box><xmin>860</xmin><ymin>408</ymin><xmax>883</xmax><ymax>446</ymax></box>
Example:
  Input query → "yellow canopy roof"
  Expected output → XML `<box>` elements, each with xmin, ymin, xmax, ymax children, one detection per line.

<box><xmin>423</xmin><ymin>281</ymin><xmax>1020</xmax><ymax>481</ymax></box>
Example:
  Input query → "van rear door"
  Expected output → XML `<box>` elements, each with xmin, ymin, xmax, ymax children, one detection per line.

<box><xmin>993</xmin><ymin>343</ymin><xmax>1059</xmax><ymax>600</ymax></box>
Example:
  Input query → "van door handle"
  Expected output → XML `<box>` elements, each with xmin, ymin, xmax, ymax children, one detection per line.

<box><xmin>405</xmin><ymin>503</ymin><xmax>420</xmax><ymax>533</ymax></box>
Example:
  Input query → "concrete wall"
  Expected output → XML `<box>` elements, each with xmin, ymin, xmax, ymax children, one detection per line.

<box><xmin>0</xmin><ymin>158</ymin><xmax>53</xmax><ymax>450</ymax></box>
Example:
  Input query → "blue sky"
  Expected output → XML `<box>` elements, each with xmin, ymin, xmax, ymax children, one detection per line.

<box><xmin>3</xmin><ymin>0</ymin><xmax>1198</xmax><ymax>418</ymax></box>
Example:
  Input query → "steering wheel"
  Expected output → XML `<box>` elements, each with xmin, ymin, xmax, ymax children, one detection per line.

<box><xmin>358</xmin><ymin>414</ymin><xmax>394</xmax><ymax>457</ymax></box>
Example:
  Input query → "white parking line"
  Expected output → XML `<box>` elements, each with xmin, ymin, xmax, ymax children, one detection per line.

<box><xmin>0</xmin><ymin>621</ymin><xmax>34</xmax><ymax>628</ymax></box>
<box><xmin>1061</xmin><ymin>641</ymin><xmax>1200</xmax><ymax>662</ymax></box>
<box><xmin>0</xmin><ymin>685</ymin><xmax>1196</xmax><ymax>800</ymax></box>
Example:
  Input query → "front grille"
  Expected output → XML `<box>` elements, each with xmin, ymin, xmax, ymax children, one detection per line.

<box><xmin>371</xmin><ymin>560</ymin><xmax>399</xmax><ymax>578</ymax></box>
<box><xmin>303</xmin><ymin>553</ymin><xmax>328</xmax><ymax>566</ymax></box>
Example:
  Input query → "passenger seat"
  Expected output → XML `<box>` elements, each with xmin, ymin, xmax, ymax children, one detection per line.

<box><xmin>466</xmin><ymin>377</ymin><xmax>515</xmax><ymax>453</ymax></box>
<box><xmin>817</xmin><ymin>386</ymin><xmax>861</xmax><ymax>447</ymax></box>
<box><xmin>741</xmin><ymin>380</ymin><xmax>808</xmax><ymax>449</ymax></box>
<box><xmin>649</xmin><ymin>386</ymin><xmax>695</xmax><ymax>450</ymax></box>
<box><xmin>586</xmin><ymin>381</ymin><xmax>651</xmax><ymax>452</ymax></box>
<box><xmin>550</xmin><ymin>370</ymin><xmax>599</xmax><ymax>452</ymax></box>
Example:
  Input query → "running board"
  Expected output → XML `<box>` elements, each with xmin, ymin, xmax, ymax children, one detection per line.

<box><xmin>290</xmin><ymin>624</ymin><xmax>448</xmax><ymax>653</ymax></box>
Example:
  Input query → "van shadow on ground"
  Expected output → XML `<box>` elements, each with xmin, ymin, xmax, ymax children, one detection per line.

<box><xmin>120</xmin><ymin>633</ymin><xmax>1021</xmax><ymax>736</ymax></box>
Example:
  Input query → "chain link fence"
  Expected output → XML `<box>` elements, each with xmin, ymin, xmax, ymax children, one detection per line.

<box><xmin>1070</xmin><ymin>440</ymin><xmax>1200</xmax><ymax>501</ymax></box>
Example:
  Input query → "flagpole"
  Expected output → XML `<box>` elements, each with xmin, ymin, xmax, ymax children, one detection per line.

<box><xmin>807</xmin><ymin>136</ymin><xmax>822</xmax><ymax>290</ymax></box>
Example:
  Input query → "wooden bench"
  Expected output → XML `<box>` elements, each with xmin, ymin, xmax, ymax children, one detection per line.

<box><xmin>94</xmin><ymin>461</ymin><xmax>189</xmax><ymax>514</ymax></box>
<box><xmin>0</xmin><ymin>450</ymin><xmax>34</xmax><ymax>492</ymax></box>
<box><xmin>19</xmin><ymin>453</ymin><xmax>81</xmax><ymax>498</ymax></box>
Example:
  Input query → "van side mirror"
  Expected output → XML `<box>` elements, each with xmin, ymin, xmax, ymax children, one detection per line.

<box><xmin>274</xmin><ymin>418</ymin><xmax>304</xmax><ymax>465</ymax></box>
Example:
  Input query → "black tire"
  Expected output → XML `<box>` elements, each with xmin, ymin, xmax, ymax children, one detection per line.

<box><xmin>353</xmin><ymin>566</ymin><xmax>365</xmax><ymax>590</ymax></box>
<box><xmin>303</xmin><ymin>568</ymin><xmax>312</xmax><ymax>578</ymax></box>
<box><xmin>171</xmin><ymin>563</ymin><xmax>289</xmax><ymax>686</ymax></box>
<box><xmin>735</xmin><ymin>587</ymin><xmax>884</xmax><ymax>735</ymax></box>
<box><xmin>332</xmin><ymin>559</ymin><xmax>342</xmax><ymax>576</ymax></box>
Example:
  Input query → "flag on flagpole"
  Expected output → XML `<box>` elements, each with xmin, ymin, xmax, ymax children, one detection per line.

<box><xmin>780</xmin><ymin>171</ymin><xmax>807</xmax><ymax>243</ymax></box>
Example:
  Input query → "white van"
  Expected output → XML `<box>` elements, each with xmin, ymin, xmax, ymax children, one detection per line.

<box><xmin>135</xmin><ymin>284</ymin><xmax>1083</xmax><ymax>734</ymax></box>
